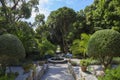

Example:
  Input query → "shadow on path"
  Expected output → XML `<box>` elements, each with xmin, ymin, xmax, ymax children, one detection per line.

<box><xmin>41</xmin><ymin>64</ymin><xmax>74</xmax><ymax>80</ymax></box>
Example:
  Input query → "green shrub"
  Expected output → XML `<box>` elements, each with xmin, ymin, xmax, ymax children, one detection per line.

<box><xmin>80</xmin><ymin>58</ymin><xmax>92</xmax><ymax>66</ymax></box>
<box><xmin>98</xmin><ymin>66</ymin><xmax>120</xmax><ymax>80</ymax></box>
<box><xmin>112</xmin><ymin>57</ymin><xmax>120</xmax><ymax>64</ymax></box>
<box><xmin>0</xmin><ymin>34</ymin><xmax>25</xmax><ymax>65</ymax></box>
<box><xmin>70</xmin><ymin>61</ymin><xmax>78</xmax><ymax>66</ymax></box>
<box><xmin>46</xmin><ymin>50</ymin><xmax>55</xmax><ymax>57</ymax></box>
<box><xmin>90</xmin><ymin>59</ymin><xmax>101</xmax><ymax>65</ymax></box>
<box><xmin>38</xmin><ymin>61</ymin><xmax>45</xmax><ymax>66</ymax></box>
<box><xmin>37</xmin><ymin>38</ymin><xmax>56</xmax><ymax>59</ymax></box>
<box><xmin>22</xmin><ymin>63</ymin><xmax>35</xmax><ymax>73</ymax></box>
<box><xmin>87</xmin><ymin>29</ymin><xmax>120</xmax><ymax>69</ymax></box>
<box><xmin>0</xmin><ymin>73</ymin><xmax>16</xmax><ymax>80</ymax></box>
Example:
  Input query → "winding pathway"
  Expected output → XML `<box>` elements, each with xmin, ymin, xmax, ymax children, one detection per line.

<box><xmin>41</xmin><ymin>63</ymin><xmax>74</xmax><ymax>80</ymax></box>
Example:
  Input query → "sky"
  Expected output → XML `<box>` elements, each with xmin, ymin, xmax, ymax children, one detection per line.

<box><xmin>26</xmin><ymin>0</ymin><xmax>94</xmax><ymax>23</ymax></box>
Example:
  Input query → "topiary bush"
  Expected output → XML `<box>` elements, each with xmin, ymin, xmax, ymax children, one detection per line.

<box><xmin>0</xmin><ymin>34</ymin><xmax>25</xmax><ymax>66</ymax></box>
<box><xmin>87</xmin><ymin>29</ymin><xmax>120</xmax><ymax>69</ymax></box>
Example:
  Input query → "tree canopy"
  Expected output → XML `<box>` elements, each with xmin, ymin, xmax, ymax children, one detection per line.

<box><xmin>87</xmin><ymin>29</ymin><xmax>120</xmax><ymax>69</ymax></box>
<box><xmin>47</xmin><ymin>7</ymin><xmax>77</xmax><ymax>53</ymax></box>
<box><xmin>0</xmin><ymin>0</ymin><xmax>39</xmax><ymax>33</ymax></box>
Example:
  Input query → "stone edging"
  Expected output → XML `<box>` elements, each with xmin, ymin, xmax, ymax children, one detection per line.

<box><xmin>67</xmin><ymin>62</ymin><xmax>77</xmax><ymax>80</ymax></box>
<box><xmin>27</xmin><ymin>64</ymin><xmax>48</xmax><ymax>80</ymax></box>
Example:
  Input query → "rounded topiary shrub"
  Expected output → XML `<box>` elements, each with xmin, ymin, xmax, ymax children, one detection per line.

<box><xmin>0</xmin><ymin>34</ymin><xmax>25</xmax><ymax>65</ymax></box>
<box><xmin>87</xmin><ymin>29</ymin><xmax>120</xmax><ymax>69</ymax></box>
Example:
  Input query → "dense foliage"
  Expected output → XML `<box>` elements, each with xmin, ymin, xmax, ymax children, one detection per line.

<box><xmin>98</xmin><ymin>66</ymin><xmax>120</xmax><ymax>80</ymax></box>
<box><xmin>37</xmin><ymin>38</ymin><xmax>56</xmax><ymax>59</ymax></box>
<box><xmin>14</xmin><ymin>21</ymin><xmax>37</xmax><ymax>58</ymax></box>
<box><xmin>70</xmin><ymin>33</ymin><xmax>91</xmax><ymax>58</ymax></box>
<box><xmin>87</xmin><ymin>29</ymin><xmax>120</xmax><ymax>69</ymax></box>
<box><xmin>0</xmin><ymin>0</ymin><xmax>39</xmax><ymax>33</ymax></box>
<box><xmin>47</xmin><ymin>7</ymin><xmax>77</xmax><ymax>53</ymax></box>
<box><xmin>0</xmin><ymin>34</ymin><xmax>25</xmax><ymax>65</ymax></box>
<box><xmin>0</xmin><ymin>0</ymin><xmax>120</xmax><ymax>72</ymax></box>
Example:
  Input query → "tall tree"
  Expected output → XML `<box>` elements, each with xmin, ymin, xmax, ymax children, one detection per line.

<box><xmin>87</xmin><ymin>0</ymin><xmax>120</xmax><ymax>31</ymax></box>
<box><xmin>34</xmin><ymin>13</ymin><xmax>45</xmax><ymax>26</ymax></box>
<box><xmin>72</xmin><ymin>9</ymin><xmax>93</xmax><ymax>40</ymax></box>
<box><xmin>14</xmin><ymin>21</ymin><xmax>36</xmax><ymax>58</ymax></box>
<box><xmin>0</xmin><ymin>0</ymin><xmax>39</xmax><ymax>33</ymax></box>
<box><xmin>35</xmin><ymin>14</ymin><xmax>48</xmax><ymax>38</ymax></box>
<box><xmin>47</xmin><ymin>7</ymin><xmax>76</xmax><ymax>53</ymax></box>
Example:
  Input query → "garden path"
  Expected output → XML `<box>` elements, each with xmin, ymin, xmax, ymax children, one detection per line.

<box><xmin>41</xmin><ymin>63</ymin><xmax>74</xmax><ymax>80</ymax></box>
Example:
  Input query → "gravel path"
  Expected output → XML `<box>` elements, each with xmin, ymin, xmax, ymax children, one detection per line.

<box><xmin>41</xmin><ymin>64</ymin><xmax>74</xmax><ymax>80</ymax></box>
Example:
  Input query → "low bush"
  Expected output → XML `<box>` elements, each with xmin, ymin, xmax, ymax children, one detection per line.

<box><xmin>80</xmin><ymin>58</ymin><xmax>92</xmax><ymax>66</ymax></box>
<box><xmin>112</xmin><ymin>57</ymin><xmax>120</xmax><ymax>64</ymax></box>
<box><xmin>98</xmin><ymin>65</ymin><xmax>120</xmax><ymax>80</ymax></box>
<box><xmin>80</xmin><ymin>59</ymin><xmax>89</xmax><ymax>66</ymax></box>
<box><xmin>38</xmin><ymin>61</ymin><xmax>45</xmax><ymax>66</ymax></box>
<box><xmin>70</xmin><ymin>61</ymin><xmax>78</xmax><ymax>66</ymax></box>
<box><xmin>90</xmin><ymin>59</ymin><xmax>101</xmax><ymax>65</ymax></box>
<box><xmin>22</xmin><ymin>63</ymin><xmax>35</xmax><ymax>73</ymax></box>
<box><xmin>0</xmin><ymin>73</ymin><xmax>16</xmax><ymax>80</ymax></box>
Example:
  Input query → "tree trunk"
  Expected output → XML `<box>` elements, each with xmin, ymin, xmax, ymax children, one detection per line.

<box><xmin>102</xmin><ymin>57</ymin><xmax>113</xmax><ymax>70</ymax></box>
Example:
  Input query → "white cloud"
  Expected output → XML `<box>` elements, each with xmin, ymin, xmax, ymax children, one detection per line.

<box><xmin>39</xmin><ymin>8</ymin><xmax>50</xmax><ymax>19</ymax></box>
<box><xmin>39</xmin><ymin>0</ymin><xmax>49</xmax><ymax>4</ymax></box>
<box><xmin>65</xmin><ymin>0</ymin><xmax>74</xmax><ymax>5</ymax></box>
<box><xmin>27</xmin><ymin>0</ymin><xmax>76</xmax><ymax>23</ymax></box>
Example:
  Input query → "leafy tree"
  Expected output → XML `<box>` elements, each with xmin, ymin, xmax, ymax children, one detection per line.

<box><xmin>71</xmin><ymin>9</ymin><xmax>94</xmax><ymax>41</ymax></box>
<box><xmin>36</xmin><ymin>37</ymin><xmax>56</xmax><ymax>59</ymax></box>
<box><xmin>14</xmin><ymin>21</ymin><xmax>37</xmax><ymax>58</ymax></box>
<box><xmin>0</xmin><ymin>34</ymin><xmax>25</xmax><ymax>66</ymax></box>
<box><xmin>0</xmin><ymin>0</ymin><xmax>39</xmax><ymax>33</ymax></box>
<box><xmin>72</xmin><ymin>10</ymin><xmax>87</xmax><ymax>39</ymax></box>
<box><xmin>86</xmin><ymin>0</ymin><xmax>120</xmax><ymax>31</ymax></box>
<box><xmin>35</xmin><ymin>14</ymin><xmax>49</xmax><ymax>40</ymax></box>
<box><xmin>47</xmin><ymin>7</ymin><xmax>77</xmax><ymax>53</ymax></box>
<box><xmin>87</xmin><ymin>29</ymin><xmax>120</xmax><ymax>69</ymax></box>
<box><xmin>34</xmin><ymin>14</ymin><xmax>56</xmax><ymax>59</ymax></box>
<box><xmin>34</xmin><ymin>13</ymin><xmax>45</xmax><ymax>26</ymax></box>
